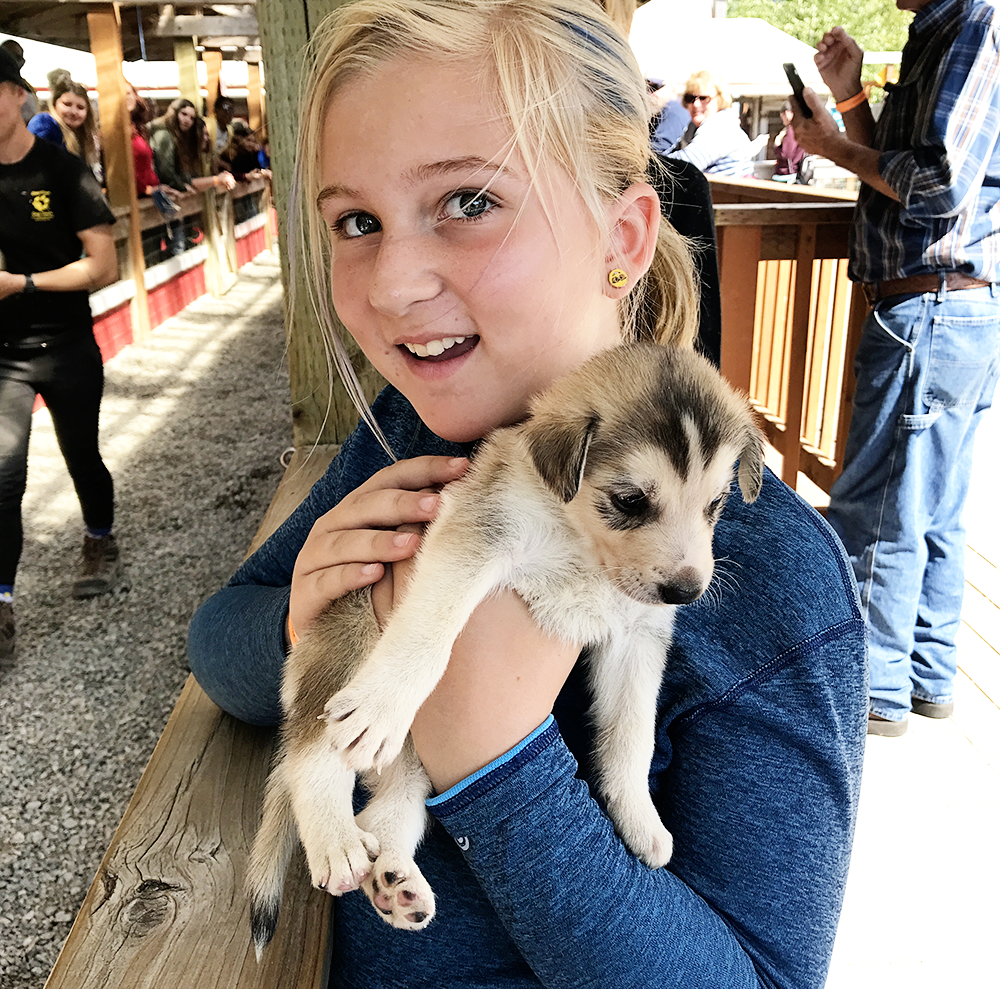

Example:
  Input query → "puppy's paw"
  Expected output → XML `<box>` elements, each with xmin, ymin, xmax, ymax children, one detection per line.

<box><xmin>361</xmin><ymin>852</ymin><xmax>435</xmax><ymax>931</ymax></box>
<box><xmin>606</xmin><ymin>794</ymin><xmax>674</xmax><ymax>869</ymax></box>
<box><xmin>621</xmin><ymin>819</ymin><xmax>673</xmax><ymax>870</ymax></box>
<box><xmin>321</xmin><ymin>681</ymin><xmax>412</xmax><ymax>773</ymax></box>
<box><xmin>302</xmin><ymin>825</ymin><xmax>380</xmax><ymax>895</ymax></box>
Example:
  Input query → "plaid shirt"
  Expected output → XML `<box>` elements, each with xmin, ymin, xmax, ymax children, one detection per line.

<box><xmin>851</xmin><ymin>0</ymin><xmax>1000</xmax><ymax>284</ymax></box>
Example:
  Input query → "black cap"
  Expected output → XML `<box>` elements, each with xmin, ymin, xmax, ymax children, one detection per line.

<box><xmin>0</xmin><ymin>47</ymin><xmax>30</xmax><ymax>90</ymax></box>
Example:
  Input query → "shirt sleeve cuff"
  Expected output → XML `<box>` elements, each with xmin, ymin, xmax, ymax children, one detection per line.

<box><xmin>425</xmin><ymin>715</ymin><xmax>556</xmax><ymax>809</ymax></box>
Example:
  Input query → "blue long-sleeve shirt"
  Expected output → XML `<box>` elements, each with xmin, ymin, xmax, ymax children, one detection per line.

<box><xmin>188</xmin><ymin>385</ymin><xmax>867</xmax><ymax>989</ymax></box>
<box><xmin>852</xmin><ymin>0</ymin><xmax>1000</xmax><ymax>283</ymax></box>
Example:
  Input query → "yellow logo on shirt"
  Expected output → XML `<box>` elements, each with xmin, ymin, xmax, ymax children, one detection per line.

<box><xmin>30</xmin><ymin>190</ymin><xmax>53</xmax><ymax>221</ymax></box>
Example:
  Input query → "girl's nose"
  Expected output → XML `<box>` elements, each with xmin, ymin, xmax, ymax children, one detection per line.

<box><xmin>367</xmin><ymin>233</ymin><xmax>442</xmax><ymax>317</ymax></box>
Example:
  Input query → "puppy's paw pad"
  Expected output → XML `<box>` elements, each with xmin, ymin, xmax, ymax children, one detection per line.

<box><xmin>362</xmin><ymin>855</ymin><xmax>435</xmax><ymax>930</ymax></box>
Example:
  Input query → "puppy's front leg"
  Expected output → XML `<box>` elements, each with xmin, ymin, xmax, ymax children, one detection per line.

<box><xmin>588</xmin><ymin>629</ymin><xmax>674</xmax><ymax>869</ymax></box>
<box><xmin>285</xmin><ymin>737</ymin><xmax>379</xmax><ymax>893</ymax></box>
<box><xmin>356</xmin><ymin>736</ymin><xmax>435</xmax><ymax>930</ymax></box>
<box><xmin>323</xmin><ymin>533</ymin><xmax>508</xmax><ymax>773</ymax></box>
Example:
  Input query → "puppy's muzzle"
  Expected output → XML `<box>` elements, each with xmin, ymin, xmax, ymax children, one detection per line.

<box><xmin>657</xmin><ymin>568</ymin><xmax>704</xmax><ymax>605</ymax></box>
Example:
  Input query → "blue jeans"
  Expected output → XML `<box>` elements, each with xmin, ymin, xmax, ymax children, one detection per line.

<box><xmin>827</xmin><ymin>284</ymin><xmax>1000</xmax><ymax>721</ymax></box>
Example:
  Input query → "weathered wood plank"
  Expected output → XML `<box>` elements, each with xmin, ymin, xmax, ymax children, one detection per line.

<box><xmin>45</xmin><ymin>446</ymin><xmax>341</xmax><ymax>989</ymax></box>
<box><xmin>44</xmin><ymin>678</ymin><xmax>331</xmax><ymax>989</ymax></box>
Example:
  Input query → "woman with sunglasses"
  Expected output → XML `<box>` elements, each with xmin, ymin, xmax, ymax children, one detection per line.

<box><xmin>667</xmin><ymin>70</ymin><xmax>752</xmax><ymax>177</ymax></box>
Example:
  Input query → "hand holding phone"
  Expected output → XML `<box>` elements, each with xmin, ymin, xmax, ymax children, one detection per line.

<box><xmin>783</xmin><ymin>62</ymin><xmax>813</xmax><ymax>119</ymax></box>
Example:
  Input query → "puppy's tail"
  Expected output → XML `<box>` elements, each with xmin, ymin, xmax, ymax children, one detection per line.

<box><xmin>247</xmin><ymin>762</ymin><xmax>296</xmax><ymax>961</ymax></box>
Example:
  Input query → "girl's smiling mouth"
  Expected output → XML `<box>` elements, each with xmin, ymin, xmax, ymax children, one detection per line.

<box><xmin>401</xmin><ymin>336</ymin><xmax>478</xmax><ymax>362</ymax></box>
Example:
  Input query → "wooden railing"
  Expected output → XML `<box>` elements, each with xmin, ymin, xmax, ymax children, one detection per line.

<box><xmin>709</xmin><ymin>177</ymin><xmax>866</xmax><ymax>495</ymax></box>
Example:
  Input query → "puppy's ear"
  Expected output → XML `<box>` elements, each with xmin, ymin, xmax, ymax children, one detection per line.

<box><xmin>526</xmin><ymin>412</ymin><xmax>599</xmax><ymax>502</ymax></box>
<box><xmin>737</xmin><ymin>422</ymin><xmax>765</xmax><ymax>503</ymax></box>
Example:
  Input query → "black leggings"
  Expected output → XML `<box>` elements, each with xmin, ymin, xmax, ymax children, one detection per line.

<box><xmin>0</xmin><ymin>334</ymin><xmax>114</xmax><ymax>585</ymax></box>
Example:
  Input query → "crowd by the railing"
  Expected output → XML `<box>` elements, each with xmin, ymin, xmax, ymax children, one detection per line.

<box><xmin>1</xmin><ymin>37</ymin><xmax>272</xmax><ymax>272</ymax></box>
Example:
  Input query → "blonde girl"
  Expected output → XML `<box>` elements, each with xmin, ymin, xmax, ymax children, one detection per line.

<box><xmin>28</xmin><ymin>75</ymin><xmax>100</xmax><ymax>172</ymax></box>
<box><xmin>189</xmin><ymin>1</ymin><xmax>865</xmax><ymax>985</ymax></box>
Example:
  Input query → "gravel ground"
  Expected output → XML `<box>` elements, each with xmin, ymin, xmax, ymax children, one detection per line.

<box><xmin>0</xmin><ymin>253</ymin><xmax>292</xmax><ymax>988</ymax></box>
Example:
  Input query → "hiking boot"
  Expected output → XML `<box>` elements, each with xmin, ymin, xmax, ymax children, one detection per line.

<box><xmin>72</xmin><ymin>534</ymin><xmax>122</xmax><ymax>599</ymax></box>
<box><xmin>0</xmin><ymin>601</ymin><xmax>14</xmax><ymax>659</ymax></box>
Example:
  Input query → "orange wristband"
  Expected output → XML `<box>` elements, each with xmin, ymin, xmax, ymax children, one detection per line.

<box><xmin>286</xmin><ymin>613</ymin><xmax>300</xmax><ymax>647</ymax></box>
<box><xmin>835</xmin><ymin>91</ymin><xmax>867</xmax><ymax>113</ymax></box>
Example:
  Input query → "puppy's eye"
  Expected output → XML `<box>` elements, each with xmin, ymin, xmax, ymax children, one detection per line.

<box><xmin>610</xmin><ymin>490</ymin><xmax>649</xmax><ymax>517</ymax></box>
<box><xmin>706</xmin><ymin>491</ymin><xmax>728</xmax><ymax>522</ymax></box>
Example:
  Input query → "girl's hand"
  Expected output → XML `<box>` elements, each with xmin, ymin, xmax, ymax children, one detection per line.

<box><xmin>289</xmin><ymin>456</ymin><xmax>468</xmax><ymax>636</ymax></box>
<box><xmin>814</xmin><ymin>27</ymin><xmax>864</xmax><ymax>102</ymax></box>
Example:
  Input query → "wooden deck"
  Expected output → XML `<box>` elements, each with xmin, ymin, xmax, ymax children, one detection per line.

<box><xmin>821</xmin><ymin>403</ymin><xmax>1000</xmax><ymax>986</ymax></box>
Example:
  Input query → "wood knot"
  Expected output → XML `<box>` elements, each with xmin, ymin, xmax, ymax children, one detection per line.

<box><xmin>121</xmin><ymin>879</ymin><xmax>183</xmax><ymax>937</ymax></box>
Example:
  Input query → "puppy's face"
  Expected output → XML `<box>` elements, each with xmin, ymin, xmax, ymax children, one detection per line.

<box><xmin>565</xmin><ymin>435</ymin><xmax>741</xmax><ymax>605</ymax></box>
<box><xmin>523</xmin><ymin>343</ymin><xmax>764</xmax><ymax>607</ymax></box>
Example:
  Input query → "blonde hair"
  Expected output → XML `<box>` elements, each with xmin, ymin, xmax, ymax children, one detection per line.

<box><xmin>292</xmin><ymin>0</ymin><xmax>698</xmax><ymax>454</ymax></box>
<box><xmin>51</xmin><ymin>77</ymin><xmax>99</xmax><ymax>168</ymax></box>
<box><xmin>684</xmin><ymin>70</ymin><xmax>732</xmax><ymax>111</ymax></box>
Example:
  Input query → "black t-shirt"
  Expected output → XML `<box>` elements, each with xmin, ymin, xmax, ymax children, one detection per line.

<box><xmin>0</xmin><ymin>137</ymin><xmax>115</xmax><ymax>342</ymax></box>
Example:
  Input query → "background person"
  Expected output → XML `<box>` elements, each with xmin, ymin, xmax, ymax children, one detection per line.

<box><xmin>27</xmin><ymin>71</ymin><xmax>101</xmax><ymax>177</ymax></box>
<box><xmin>187</xmin><ymin>0</ymin><xmax>866</xmax><ymax>985</ymax></box>
<box><xmin>0</xmin><ymin>47</ymin><xmax>121</xmax><ymax>661</ymax></box>
<box><xmin>773</xmin><ymin>100</ymin><xmax>806</xmax><ymax>180</ymax></box>
<box><xmin>666</xmin><ymin>69</ymin><xmax>752</xmax><ymax>177</ymax></box>
<box><xmin>792</xmin><ymin>0</ymin><xmax>1000</xmax><ymax>736</ymax></box>
<box><xmin>149</xmin><ymin>98</ymin><xmax>235</xmax><ymax>254</ymax></box>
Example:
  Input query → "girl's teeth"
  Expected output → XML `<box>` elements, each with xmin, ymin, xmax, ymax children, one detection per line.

<box><xmin>405</xmin><ymin>336</ymin><xmax>467</xmax><ymax>358</ymax></box>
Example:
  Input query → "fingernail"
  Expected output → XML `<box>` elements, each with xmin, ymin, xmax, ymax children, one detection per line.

<box><xmin>449</xmin><ymin>457</ymin><xmax>467</xmax><ymax>467</ymax></box>
<box><xmin>419</xmin><ymin>495</ymin><xmax>438</xmax><ymax>512</ymax></box>
<box><xmin>393</xmin><ymin>532</ymin><xmax>414</xmax><ymax>547</ymax></box>
<box><xmin>362</xmin><ymin>563</ymin><xmax>380</xmax><ymax>575</ymax></box>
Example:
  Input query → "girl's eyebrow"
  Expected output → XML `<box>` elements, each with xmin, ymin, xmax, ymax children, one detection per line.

<box><xmin>316</xmin><ymin>155</ymin><xmax>515</xmax><ymax>212</ymax></box>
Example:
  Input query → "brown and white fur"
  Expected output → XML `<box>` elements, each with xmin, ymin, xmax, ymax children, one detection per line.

<box><xmin>247</xmin><ymin>342</ymin><xmax>764</xmax><ymax>957</ymax></box>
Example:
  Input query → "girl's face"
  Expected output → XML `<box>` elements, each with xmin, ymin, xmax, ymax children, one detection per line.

<box><xmin>55</xmin><ymin>92</ymin><xmax>89</xmax><ymax>131</ymax></box>
<box><xmin>318</xmin><ymin>58</ymin><xmax>624</xmax><ymax>443</ymax></box>
<box><xmin>177</xmin><ymin>106</ymin><xmax>196</xmax><ymax>131</ymax></box>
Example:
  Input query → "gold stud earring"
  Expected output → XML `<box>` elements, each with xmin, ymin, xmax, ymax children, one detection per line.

<box><xmin>608</xmin><ymin>268</ymin><xmax>629</xmax><ymax>289</ymax></box>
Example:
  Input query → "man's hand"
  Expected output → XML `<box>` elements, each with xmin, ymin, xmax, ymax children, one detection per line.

<box><xmin>790</xmin><ymin>87</ymin><xmax>844</xmax><ymax>160</ymax></box>
<box><xmin>0</xmin><ymin>271</ymin><xmax>27</xmax><ymax>300</ymax></box>
<box><xmin>792</xmin><ymin>86</ymin><xmax>898</xmax><ymax>201</ymax></box>
<box><xmin>815</xmin><ymin>26</ymin><xmax>865</xmax><ymax>102</ymax></box>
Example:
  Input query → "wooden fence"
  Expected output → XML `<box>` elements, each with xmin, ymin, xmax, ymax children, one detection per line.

<box><xmin>709</xmin><ymin>177</ymin><xmax>866</xmax><ymax>495</ymax></box>
<box><xmin>88</xmin><ymin>179</ymin><xmax>275</xmax><ymax>364</ymax></box>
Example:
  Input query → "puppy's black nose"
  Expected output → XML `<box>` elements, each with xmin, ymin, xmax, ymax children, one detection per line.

<box><xmin>657</xmin><ymin>571</ymin><xmax>703</xmax><ymax>605</ymax></box>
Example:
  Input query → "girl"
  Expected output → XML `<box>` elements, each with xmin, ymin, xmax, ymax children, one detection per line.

<box><xmin>149</xmin><ymin>97</ymin><xmax>234</xmax><ymax>197</ymax></box>
<box><xmin>28</xmin><ymin>75</ymin><xmax>101</xmax><ymax>175</ymax></box>
<box><xmin>188</xmin><ymin>1</ymin><xmax>866</xmax><ymax>986</ymax></box>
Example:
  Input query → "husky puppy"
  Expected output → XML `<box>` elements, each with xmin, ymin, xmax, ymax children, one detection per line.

<box><xmin>247</xmin><ymin>342</ymin><xmax>764</xmax><ymax>956</ymax></box>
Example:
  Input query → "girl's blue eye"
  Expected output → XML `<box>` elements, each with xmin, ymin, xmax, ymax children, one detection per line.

<box><xmin>339</xmin><ymin>212</ymin><xmax>381</xmax><ymax>238</ymax></box>
<box><xmin>442</xmin><ymin>190</ymin><xmax>495</xmax><ymax>220</ymax></box>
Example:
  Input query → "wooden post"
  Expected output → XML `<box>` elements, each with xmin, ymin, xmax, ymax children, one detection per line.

<box><xmin>87</xmin><ymin>3</ymin><xmax>151</xmax><ymax>342</ymax></box>
<box><xmin>717</xmin><ymin>224</ymin><xmax>761</xmax><ymax>394</ymax></box>
<box><xmin>781</xmin><ymin>224</ymin><xmax>818</xmax><ymax>490</ymax></box>
<box><xmin>174</xmin><ymin>39</ymin><xmax>201</xmax><ymax>108</ymax></box>
<box><xmin>203</xmin><ymin>49</ymin><xmax>223</xmax><ymax>148</ymax></box>
<box><xmin>255</xmin><ymin>0</ymin><xmax>385</xmax><ymax>449</ymax></box>
<box><xmin>247</xmin><ymin>62</ymin><xmax>263</xmax><ymax>133</ymax></box>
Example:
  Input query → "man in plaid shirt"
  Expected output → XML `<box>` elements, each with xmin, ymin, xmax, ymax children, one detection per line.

<box><xmin>792</xmin><ymin>0</ymin><xmax>1000</xmax><ymax>736</ymax></box>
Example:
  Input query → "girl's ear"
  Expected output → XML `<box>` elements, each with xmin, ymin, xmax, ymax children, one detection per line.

<box><xmin>603</xmin><ymin>181</ymin><xmax>661</xmax><ymax>297</ymax></box>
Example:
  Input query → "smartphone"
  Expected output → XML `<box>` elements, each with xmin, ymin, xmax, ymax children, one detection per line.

<box><xmin>783</xmin><ymin>62</ymin><xmax>813</xmax><ymax>118</ymax></box>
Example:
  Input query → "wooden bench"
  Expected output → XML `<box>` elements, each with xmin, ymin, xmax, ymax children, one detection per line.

<box><xmin>44</xmin><ymin>446</ymin><xmax>340</xmax><ymax>989</ymax></box>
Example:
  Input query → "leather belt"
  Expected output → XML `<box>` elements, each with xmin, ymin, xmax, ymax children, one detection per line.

<box><xmin>862</xmin><ymin>272</ymin><xmax>991</xmax><ymax>306</ymax></box>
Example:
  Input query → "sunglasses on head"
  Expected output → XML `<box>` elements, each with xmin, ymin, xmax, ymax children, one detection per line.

<box><xmin>683</xmin><ymin>93</ymin><xmax>714</xmax><ymax>106</ymax></box>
